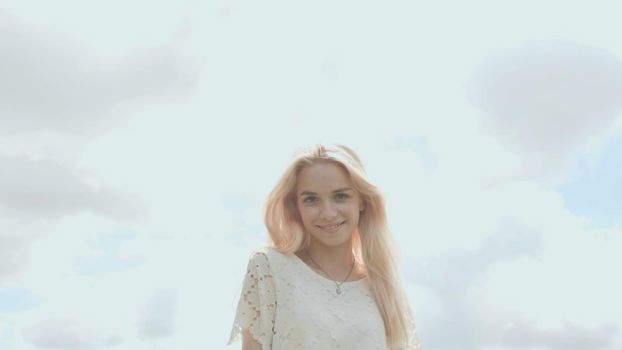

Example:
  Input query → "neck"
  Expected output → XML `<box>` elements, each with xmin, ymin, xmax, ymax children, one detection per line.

<box><xmin>305</xmin><ymin>238</ymin><xmax>355</xmax><ymax>278</ymax></box>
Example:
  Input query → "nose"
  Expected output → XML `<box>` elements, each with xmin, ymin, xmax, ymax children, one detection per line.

<box><xmin>319</xmin><ymin>201</ymin><xmax>338</xmax><ymax>221</ymax></box>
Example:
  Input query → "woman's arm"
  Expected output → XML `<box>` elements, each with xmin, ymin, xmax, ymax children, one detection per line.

<box><xmin>242</xmin><ymin>329</ymin><xmax>263</xmax><ymax>350</ymax></box>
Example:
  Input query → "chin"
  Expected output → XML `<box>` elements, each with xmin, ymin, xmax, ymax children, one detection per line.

<box><xmin>310</xmin><ymin>229</ymin><xmax>354</xmax><ymax>247</ymax></box>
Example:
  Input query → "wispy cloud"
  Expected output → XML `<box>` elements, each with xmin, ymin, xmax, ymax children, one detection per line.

<box><xmin>0</xmin><ymin>11</ymin><xmax>199</xmax><ymax>136</ymax></box>
<box><xmin>22</xmin><ymin>316</ymin><xmax>123</xmax><ymax>349</ymax></box>
<box><xmin>0</xmin><ymin>218</ymin><xmax>48</xmax><ymax>281</ymax></box>
<box><xmin>0</xmin><ymin>232</ymin><xmax>30</xmax><ymax>280</ymax></box>
<box><xmin>0</xmin><ymin>155</ymin><xmax>144</xmax><ymax>221</ymax></box>
<box><xmin>468</xmin><ymin>42</ymin><xmax>622</xmax><ymax>178</ymax></box>
<box><xmin>493</xmin><ymin>318</ymin><xmax>618</xmax><ymax>350</ymax></box>
<box><xmin>408</xmin><ymin>220</ymin><xmax>621</xmax><ymax>349</ymax></box>
<box><xmin>137</xmin><ymin>289</ymin><xmax>177</xmax><ymax>338</ymax></box>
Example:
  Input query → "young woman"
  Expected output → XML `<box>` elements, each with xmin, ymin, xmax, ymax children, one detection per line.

<box><xmin>228</xmin><ymin>144</ymin><xmax>422</xmax><ymax>350</ymax></box>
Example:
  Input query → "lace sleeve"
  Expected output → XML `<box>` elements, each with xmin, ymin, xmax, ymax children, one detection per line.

<box><xmin>228</xmin><ymin>251</ymin><xmax>277</xmax><ymax>350</ymax></box>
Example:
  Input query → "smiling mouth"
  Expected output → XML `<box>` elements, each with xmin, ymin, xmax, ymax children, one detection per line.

<box><xmin>318</xmin><ymin>221</ymin><xmax>346</xmax><ymax>230</ymax></box>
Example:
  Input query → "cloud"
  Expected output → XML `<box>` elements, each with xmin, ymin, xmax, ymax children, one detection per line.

<box><xmin>407</xmin><ymin>221</ymin><xmax>543</xmax><ymax>289</ymax></box>
<box><xmin>0</xmin><ymin>154</ymin><xmax>143</xmax><ymax>282</ymax></box>
<box><xmin>408</xmin><ymin>222</ymin><xmax>621</xmax><ymax>349</ymax></box>
<box><xmin>0</xmin><ymin>11</ymin><xmax>199</xmax><ymax>135</ymax></box>
<box><xmin>468</xmin><ymin>42</ymin><xmax>622</xmax><ymax>177</ymax></box>
<box><xmin>0</xmin><ymin>232</ymin><xmax>30</xmax><ymax>280</ymax></box>
<box><xmin>407</xmin><ymin>224</ymin><xmax>542</xmax><ymax>348</ymax></box>
<box><xmin>73</xmin><ymin>232</ymin><xmax>140</xmax><ymax>275</ymax></box>
<box><xmin>137</xmin><ymin>289</ymin><xmax>177</xmax><ymax>338</ymax></box>
<box><xmin>23</xmin><ymin>317</ymin><xmax>123</xmax><ymax>349</ymax></box>
<box><xmin>492</xmin><ymin>317</ymin><xmax>619</xmax><ymax>350</ymax></box>
<box><xmin>0</xmin><ymin>155</ymin><xmax>144</xmax><ymax>221</ymax></box>
<box><xmin>0</xmin><ymin>217</ymin><xmax>49</xmax><ymax>281</ymax></box>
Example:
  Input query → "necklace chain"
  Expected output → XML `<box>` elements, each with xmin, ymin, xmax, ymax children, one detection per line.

<box><xmin>305</xmin><ymin>251</ymin><xmax>355</xmax><ymax>295</ymax></box>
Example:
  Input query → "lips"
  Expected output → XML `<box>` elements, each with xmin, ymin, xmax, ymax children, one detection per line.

<box><xmin>318</xmin><ymin>221</ymin><xmax>346</xmax><ymax>230</ymax></box>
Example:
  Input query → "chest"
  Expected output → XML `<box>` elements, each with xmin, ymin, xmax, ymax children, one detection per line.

<box><xmin>271</xmin><ymin>262</ymin><xmax>387</xmax><ymax>349</ymax></box>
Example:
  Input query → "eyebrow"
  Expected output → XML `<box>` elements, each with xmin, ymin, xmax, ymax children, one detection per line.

<box><xmin>299</xmin><ymin>188</ymin><xmax>353</xmax><ymax>197</ymax></box>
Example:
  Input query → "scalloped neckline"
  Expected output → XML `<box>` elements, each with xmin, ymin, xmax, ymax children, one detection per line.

<box><xmin>291</xmin><ymin>252</ymin><xmax>367</xmax><ymax>285</ymax></box>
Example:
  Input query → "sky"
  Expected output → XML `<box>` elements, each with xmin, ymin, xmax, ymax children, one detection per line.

<box><xmin>1</xmin><ymin>1</ymin><xmax>621</xmax><ymax>349</ymax></box>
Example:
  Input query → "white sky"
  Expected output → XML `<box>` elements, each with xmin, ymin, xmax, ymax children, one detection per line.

<box><xmin>1</xmin><ymin>1</ymin><xmax>622</xmax><ymax>349</ymax></box>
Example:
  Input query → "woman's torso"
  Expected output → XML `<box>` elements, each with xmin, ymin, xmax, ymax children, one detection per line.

<box><xmin>263</xmin><ymin>247</ymin><xmax>388</xmax><ymax>350</ymax></box>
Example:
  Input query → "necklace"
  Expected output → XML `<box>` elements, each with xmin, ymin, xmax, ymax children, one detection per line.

<box><xmin>305</xmin><ymin>251</ymin><xmax>355</xmax><ymax>295</ymax></box>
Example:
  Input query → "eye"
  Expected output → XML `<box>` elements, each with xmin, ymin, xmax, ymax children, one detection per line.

<box><xmin>335</xmin><ymin>193</ymin><xmax>350</xmax><ymax>200</ymax></box>
<box><xmin>303</xmin><ymin>196</ymin><xmax>318</xmax><ymax>204</ymax></box>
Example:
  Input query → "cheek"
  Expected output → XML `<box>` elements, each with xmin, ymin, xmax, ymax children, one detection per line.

<box><xmin>297</xmin><ymin>206</ymin><xmax>315</xmax><ymax>224</ymax></box>
<box><xmin>346</xmin><ymin>204</ymin><xmax>360</xmax><ymax>216</ymax></box>
<box><xmin>349</xmin><ymin>207</ymin><xmax>361</xmax><ymax>222</ymax></box>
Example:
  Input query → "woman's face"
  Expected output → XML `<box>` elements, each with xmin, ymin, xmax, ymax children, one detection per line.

<box><xmin>295</xmin><ymin>162</ymin><xmax>364</xmax><ymax>248</ymax></box>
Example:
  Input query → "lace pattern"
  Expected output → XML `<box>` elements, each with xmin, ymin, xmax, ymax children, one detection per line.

<box><xmin>228</xmin><ymin>248</ymin><xmax>422</xmax><ymax>349</ymax></box>
<box><xmin>228</xmin><ymin>252</ymin><xmax>277</xmax><ymax>350</ymax></box>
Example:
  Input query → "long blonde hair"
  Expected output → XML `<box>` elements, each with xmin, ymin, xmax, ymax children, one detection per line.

<box><xmin>264</xmin><ymin>144</ymin><xmax>414</xmax><ymax>347</ymax></box>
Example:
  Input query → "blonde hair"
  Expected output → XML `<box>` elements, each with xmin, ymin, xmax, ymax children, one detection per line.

<box><xmin>264</xmin><ymin>144</ymin><xmax>414</xmax><ymax>348</ymax></box>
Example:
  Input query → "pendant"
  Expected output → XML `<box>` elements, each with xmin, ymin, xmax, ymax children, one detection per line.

<box><xmin>336</xmin><ymin>287</ymin><xmax>342</xmax><ymax>295</ymax></box>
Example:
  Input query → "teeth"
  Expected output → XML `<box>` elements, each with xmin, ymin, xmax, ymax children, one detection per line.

<box><xmin>322</xmin><ymin>222</ymin><xmax>343</xmax><ymax>230</ymax></box>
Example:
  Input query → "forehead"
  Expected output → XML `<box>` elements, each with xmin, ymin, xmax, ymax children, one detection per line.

<box><xmin>296</xmin><ymin>162</ymin><xmax>352</xmax><ymax>193</ymax></box>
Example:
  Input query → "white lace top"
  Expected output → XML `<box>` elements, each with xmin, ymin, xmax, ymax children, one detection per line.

<box><xmin>228</xmin><ymin>247</ymin><xmax>422</xmax><ymax>350</ymax></box>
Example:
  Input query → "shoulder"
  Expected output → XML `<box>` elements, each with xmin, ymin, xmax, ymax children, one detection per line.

<box><xmin>247</xmin><ymin>247</ymin><xmax>294</xmax><ymax>274</ymax></box>
<box><xmin>245</xmin><ymin>248</ymin><xmax>270</xmax><ymax>270</ymax></box>
<box><xmin>247</xmin><ymin>247</ymin><xmax>288</xmax><ymax>265</ymax></box>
